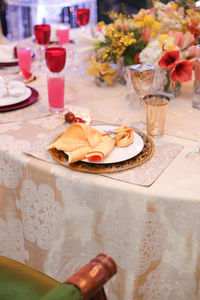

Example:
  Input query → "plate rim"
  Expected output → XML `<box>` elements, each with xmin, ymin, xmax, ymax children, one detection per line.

<box><xmin>0</xmin><ymin>60</ymin><xmax>18</xmax><ymax>67</ymax></box>
<box><xmin>0</xmin><ymin>86</ymin><xmax>39</xmax><ymax>112</ymax></box>
<box><xmin>0</xmin><ymin>86</ymin><xmax>32</xmax><ymax>107</ymax></box>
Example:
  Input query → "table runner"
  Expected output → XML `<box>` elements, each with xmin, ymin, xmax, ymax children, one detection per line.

<box><xmin>24</xmin><ymin>119</ymin><xmax>183</xmax><ymax>187</ymax></box>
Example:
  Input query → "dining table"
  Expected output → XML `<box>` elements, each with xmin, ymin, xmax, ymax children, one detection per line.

<box><xmin>0</xmin><ymin>41</ymin><xmax>200</xmax><ymax>300</ymax></box>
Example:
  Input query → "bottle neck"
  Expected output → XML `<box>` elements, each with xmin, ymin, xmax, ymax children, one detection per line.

<box><xmin>66</xmin><ymin>254</ymin><xmax>117</xmax><ymax>300</ymax></box>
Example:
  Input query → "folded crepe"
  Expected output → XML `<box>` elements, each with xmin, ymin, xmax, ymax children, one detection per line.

<box><xmin>49</xmin><ymin>123</ymin><xmax>134</xmax><ymax>163</ymax></box>
<box><xmin>114</xmin><ymin>126</ymin><xmax>134</xmax><ymax>147</ymax></box>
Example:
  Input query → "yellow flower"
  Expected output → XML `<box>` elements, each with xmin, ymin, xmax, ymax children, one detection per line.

<box><xmin>150</xmin><ymin>21</ymin><xmax>160</xmax><ymax>37</ymax></box>
<box><xmin>143</xmin><ymin>15</ymin><xmax>155</xmax><ymax>27</ymax></box>
<box><xmin>86</xmin><ymin>60</ymin><xmax>116</xmax><ymax>86</ymax></box>
<box><xmin>171</xmin><ymin>3</ymin><xmax>178</xmax><ymax>10</ymax></box>
<box><xmin>163</xmin><ymin>37</ymin><xmax>176</xmax><ymax>51</ymax></box>
<box><xmin>134</xmin><ymin>21</ymin><xmax>144</xmax><ymax>27</ymax></box>
<box><xmin>97</xmin><ymin>21</ymin><xmax>105</xmax><ymax>31</ymax></box>
<box><xmin>158</xmin><ymin>34</ymin><xmax>170</xmax><ymax>41</ymax></box>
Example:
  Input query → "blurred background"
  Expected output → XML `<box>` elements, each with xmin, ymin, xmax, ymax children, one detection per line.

<box><xmin>0</xmin><ymin>0</ymin><xmax>153</xmax><ymax>41</ymax></box>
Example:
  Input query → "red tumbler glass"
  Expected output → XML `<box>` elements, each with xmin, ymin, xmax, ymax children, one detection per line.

<box><xmin>34</xmin><ymin>24</ymin><xmax>50</xmax><ymax>45</ymax></box>
<box><xmin>77</xmin><ymin>9</ymin><xmax>90</xmax><ymax>27</ymax></box>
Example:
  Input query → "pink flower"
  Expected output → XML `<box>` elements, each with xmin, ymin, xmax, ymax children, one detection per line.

<box><xmin>180</xmin><ymin>32</ymin><xmax>195</xmax><ymax>51</ymax></box>
<box><xmin>195</xmin><ymin>61</ymin><xmax>200</xmax><ymax>81</ymax></box>
<box><xmin>149</xmin><ymin>8</ymin><xmax>155</xmax><ymax>14</ymax></box>
<box><xmin>158</xmin><ymin>50</ymin><xmax>180</xmax><ymax>70</ymax></box>
<box><xmin>183</xmin><ymin>45</ymin><xmax>197</xmax><ymax>61</ymax></box>
<box><xmin>142</xmin><ymin>28</ymin><xmax>150</xmax><ymax>42</ymax></box>
<box><xmin>178</xmin><ymin>7</ymin><xmax>184</xmax><ymax>15</ymax></box>
<box><xmin>168</xmin><ymin>31</ymin><xmax>183</xmax><ymax>47</ymax></box>
<box><xmin>170</xmin><ymin>59</ymin><xmax>193</xmax><ymax>82</ymax></box>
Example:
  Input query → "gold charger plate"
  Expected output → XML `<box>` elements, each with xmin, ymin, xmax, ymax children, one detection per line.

<box><xmin>49</xmin><ymin>129</ymin><xmax>155</xmax><ymax>174</ymax></box>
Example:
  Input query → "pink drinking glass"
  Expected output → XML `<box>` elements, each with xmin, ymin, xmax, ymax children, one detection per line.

<box><xmin>34</xmin><ymin>24</ymin><xmax>50</xmax><ymax>70</ymax></box>
<box><xmin>57</xmin><ymin>24</ymin><xmax>70</xmax><ymax>47</ymax></box>
<box><xmin>45</xmin><ymin>47</ymin><xmax>66</xmax><ymax>113</ymax></box>
<box><xmin>17</xmin><ymin>46</ymin><xmax>32</xmax><ymax>78</ymax></box>
<box><xmin>76</xmin><ymin>8</ymin><xmax>90</xmax><ymax>29</ymax></box>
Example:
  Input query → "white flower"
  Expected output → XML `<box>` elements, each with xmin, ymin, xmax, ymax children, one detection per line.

<box><xmin>139</xmin><ymin>41</ymin><xmax>162</xmax><ymax>68</ymax></box>
<box><xmin>75</xmin><ymin>31</ymin><xmax>105</xmax><ymax>53</ymax></box>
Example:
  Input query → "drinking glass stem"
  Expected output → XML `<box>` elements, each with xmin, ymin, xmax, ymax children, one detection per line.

<box><xmin>38</xmin><ymin>45</ymin><xmax>45</xmax><ymax>63</ymax></box>
<box><xmin>139</xmin><ymin>96</ymin><xmax>146</xmax><ymax>125</ymax></box>
<box><xmin>53</xmin><ymin>72</ymin><xmax>60</xmax><ymax>77</ymax></box>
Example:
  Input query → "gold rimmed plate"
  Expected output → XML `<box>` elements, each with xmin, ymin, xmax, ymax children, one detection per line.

<box><xmin>49</xmin><ymin>127</ymin><xmax>155</xmax><ymax>174</ymax></box>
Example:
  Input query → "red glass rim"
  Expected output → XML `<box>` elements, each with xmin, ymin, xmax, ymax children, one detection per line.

<box><xmin>45</xmin><ymin>47</ymin><xmax>66</xmax><ymax>73</ymax></box>
<box><xmin>34</xmin><ymin>24</ymin><xmax>50</xmax><ymax>31</ymax></box>
<box><xmin>45</xmin><ymin>47</ymin><xmax>66</xmax><ymax>54</ymax></box>
<box><xmin>77</xmin><ymin>8</ymin><xmax>90</xmax><ymax>12</ymax></box>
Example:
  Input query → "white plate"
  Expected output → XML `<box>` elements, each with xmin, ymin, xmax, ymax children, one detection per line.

<box><xmin>0</xmin><ymin>58</ymin><xmax>18</xmax><ymax>64</ymax></box>
<box><xmin>65</xmin><ymin>125</ymin><xmax>144</xmax><ymax>164</ymax></box>
<box><xmin>0</xmin><ymin>87</ymin><xmax>32</xmax><ymax>107</ymax></box>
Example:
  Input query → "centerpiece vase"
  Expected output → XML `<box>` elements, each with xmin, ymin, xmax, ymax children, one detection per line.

<box><xmin>163</xmin><ymin>70</ymin><xmax>181</xmax><ymax>98</ymax></box>
<box><xmin>153</xmin><ymin>68</ymin><xmax>181</xmax><ymax>98</ymax></box>
<box><xmin>116</xmin><ymin>57</ymin><xmax>126</xmax><ymax>85</ymax></box>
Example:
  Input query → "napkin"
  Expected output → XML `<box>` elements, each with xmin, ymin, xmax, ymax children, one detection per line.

<box><xmin>0</xmin><ymin>76</ymin><xmax>7</xmax><ymax>97</ymax></box>
<box><xmin>7</xmin><ymin>80</ymin><xmax>26</xmax><ymax>96</ymax></box>
<box><xmin>48</xmin><ymin>123</ymin><xmax>134</xmax><ymax>163</ymax></box>
<box><xmin>114</xmin><ymin>126</ymin><xmax>134</xmax><ymax>147</ymax></box>
<box><xmin>0</xmin><ymin>45</ymin><xmax>16</xmax><ymax>62</ymax></box>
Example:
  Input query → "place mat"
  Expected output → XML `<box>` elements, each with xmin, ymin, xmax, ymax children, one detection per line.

<box><xmin>24</xmin><ymin>125</ymin><xmax>183</xmax><ymax>186</ymax></box>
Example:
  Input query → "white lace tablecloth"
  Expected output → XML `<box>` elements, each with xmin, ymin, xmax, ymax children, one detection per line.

<box><xmin>0</xmin><ymin>54</ymin><xmax>200</xmax><ymax>299</ymax></box>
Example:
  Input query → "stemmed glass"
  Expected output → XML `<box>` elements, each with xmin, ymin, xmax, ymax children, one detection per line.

<box><xmin>34</xmin><ymin>24</ymin><xmax>50</xmax><ymax>70</ymax></box>
<box><xmin>129</xmin><ymin>64</ymin><xmax>155</xmax><ymax>126</ymax></box>
<box><xmin>45</xmin><ymin>47</ymin><xmax>66</xmax><ymax>114</ymax></box>
<box><xmin>76</xmin><ymin>8</ymin><xmax>90</xmax><ymax>30</ymax></box>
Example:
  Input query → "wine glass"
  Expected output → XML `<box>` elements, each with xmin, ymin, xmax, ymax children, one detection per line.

<box><xmin>34</xmin><ymin>24</ymin><xmax>50</xmax><ymax>71</ymax></box>
<box><xmin>76</xmin><ymin>8</ymin><xmax>90</xmax><ymax>30</ymax></box>
<box><xmin>129</xmin><ymin>64</ymin><xmax>155</xmax><ymax>126</ymax></box>
<box><xmin>45</xmin><ymin>47</ymin><xmax>66</xmax><ymax>114</ymax></box>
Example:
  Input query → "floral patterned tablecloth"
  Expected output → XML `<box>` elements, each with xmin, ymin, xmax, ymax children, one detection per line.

<box><xmin>0</xmin><ymin>63</ymin><xmax>200</xmax><ymax>300</ymax></box>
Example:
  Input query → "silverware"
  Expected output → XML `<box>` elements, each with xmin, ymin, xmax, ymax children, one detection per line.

<box><xmin>103</xmin><ymin>130</ymin><xmax>116</xmax><ymax>138</ymax></box>
<box><xmin>185</xmin><ymin>145</ymin><xmax>200</xmax><ymax>158</ymax></box>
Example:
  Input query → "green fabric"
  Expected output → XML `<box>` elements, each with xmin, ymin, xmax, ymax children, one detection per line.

<box><xmin>0</xmin><ymin>256</ymin><xmax>82</xmax><ymax>300</ymax></box>
<box><xmin>40</xmin><ymin>283</ymin><xmax>82</xmax><ymax>300</ymax></box>
<box><xmin>0</xmin><ymin>256</ymin><xmax>59</xmax><ymax>299</ymax></box>
<box><xmin>0</xmin><ymin>273</ymin><xmax>41</xmax><ymax>300</ymax></box>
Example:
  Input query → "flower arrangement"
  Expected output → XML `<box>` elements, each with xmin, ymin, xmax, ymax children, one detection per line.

<box><xmin>140</xmin><ymin>31</ymin><xmax>196</xmax><ymax>93</ymax></box>
<box><xmin>133</xmin><ymin>1</ymin><xmax>187</xmax><ymax>38</ymax></box>
<box><xmin>84</xmin><ymin>0</ymin><xmax>200</xmax><ymax>87</ymax></box>
<box><xmin>133</xmin><ymin>0</ymin><xmax>200</xmax><ymax>39</ymax></box>
<box><xmin>86</xmin><ymin>13</ymin><xmax>148</xmax><ymax>85</ymax></box>
<box><xmin>185</xmin><ymin>8</ymin><xmax>200</xmax><ymax>43</ymax></box>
